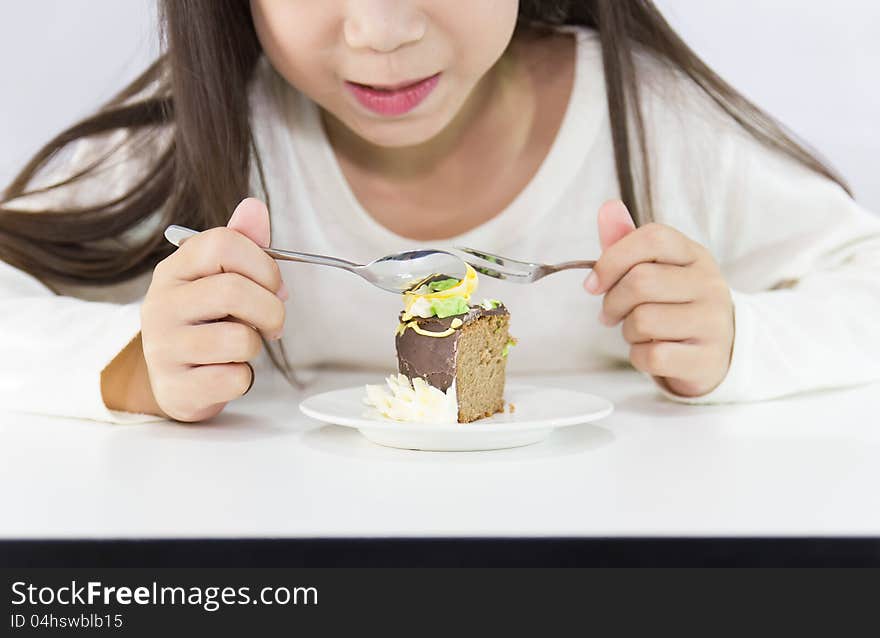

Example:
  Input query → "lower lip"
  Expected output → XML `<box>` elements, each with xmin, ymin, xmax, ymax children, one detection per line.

<box><xmin>345</xmin><ymin>73</ymin><xmax>441</xmax><ymax>117</ymax></box>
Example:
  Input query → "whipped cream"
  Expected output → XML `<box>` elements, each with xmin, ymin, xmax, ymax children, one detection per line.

<box><xmin>363</xmin><ymin>374</ymin><xmax>458</xmax><ymax>424</ymax></box>
<box><xmin>406</xmin><ymin>296</ymin><xmax>434</xmax><ymax>318</ymax></box>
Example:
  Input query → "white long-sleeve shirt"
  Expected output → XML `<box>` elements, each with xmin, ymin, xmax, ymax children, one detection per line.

<box><xmin>3</xmin><ymin>27</ymin><xmax>879</xmax><ymax>423</ymax></box>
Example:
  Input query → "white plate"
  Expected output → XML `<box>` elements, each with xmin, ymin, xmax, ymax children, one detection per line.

<box><xmin>299</xmin><ymin>384</ymin><xmax>614</xmax><ymax>451</ymax></box>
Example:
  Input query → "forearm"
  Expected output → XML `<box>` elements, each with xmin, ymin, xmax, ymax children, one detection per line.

<box><xmin>101</xmin><ymin>332</ymin><xmax>167</xmax><ymax>418</ymax></box>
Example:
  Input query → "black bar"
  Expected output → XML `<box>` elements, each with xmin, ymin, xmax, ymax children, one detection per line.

<box><xmin>3</xmin><ymin>537</ymin><xmax>880</xmax><ymax>567</ymax></box>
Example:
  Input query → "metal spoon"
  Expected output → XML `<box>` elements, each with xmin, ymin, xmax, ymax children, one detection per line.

<box><xmin>164</xmin><ymin>224</ymin><xmax>468</xmax><ymax>294</ymax></box>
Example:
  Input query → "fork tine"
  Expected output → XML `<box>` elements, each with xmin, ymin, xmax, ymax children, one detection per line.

<box><xmin>453</xmin><ymin>247</ymin><xmax>537</xmax><ymax>273</ymax></box>
<box><xmin>460</xmin><ymin>259</ymin><xmax>533</xmax><ymax>283</ymax></box>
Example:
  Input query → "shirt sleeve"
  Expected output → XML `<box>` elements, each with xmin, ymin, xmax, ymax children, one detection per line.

<box><xmin>1</xmin><ymin>126</ymin><xmax>172</xmax><ymax>422</ymax></box>
<box><xmin>645</xmin><ymin>74</ymin><xmax>880</xmax><ymax>404</ymax></box>
<box><xmin>0</xmin><ymin>259</ymin><xmax>166</xmax><ymax>423</ymax></box>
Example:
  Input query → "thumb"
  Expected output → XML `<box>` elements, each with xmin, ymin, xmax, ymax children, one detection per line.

<box><xmin>598</xmin><ymin>199</ymin><xmax>636</xmax><ymax>251</ymax></box>
<box><xmin>227</xmin><ymin>197</ymin><xmax>271</xmax><ymax>248</ymax></box>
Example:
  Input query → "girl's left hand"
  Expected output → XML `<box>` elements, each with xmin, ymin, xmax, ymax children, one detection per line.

<box><xmin>584</xmin><ymin>200</ymin><xmax>734</xmax><ymax>397</ymax></box>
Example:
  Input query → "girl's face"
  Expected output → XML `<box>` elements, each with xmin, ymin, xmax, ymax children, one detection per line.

<box><xmin>250</xmin><ymin>1</ymin><xmax>519</xmax><ymax>147</ymax></box>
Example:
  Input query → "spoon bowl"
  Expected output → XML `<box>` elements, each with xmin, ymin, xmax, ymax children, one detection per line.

<box><xmin>359</xmin><ymin>249</ymin><xmax>468</xmax><ymax>293</ymax></box>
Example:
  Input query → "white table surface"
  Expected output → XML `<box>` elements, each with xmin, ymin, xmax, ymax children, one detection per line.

<box><xmin>2</xmin><ymin>369</ymin><xmax>879</xmax><ymax>539</ymax></box>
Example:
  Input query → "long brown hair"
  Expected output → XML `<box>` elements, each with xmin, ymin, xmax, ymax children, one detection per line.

<box><xmin>0</xmin><ymin>0</ymin><xmax>848</xmax><ymax>382</ymax></box>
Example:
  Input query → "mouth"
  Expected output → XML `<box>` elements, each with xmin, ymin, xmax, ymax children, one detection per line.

<box><xmin>344</xmin><ymin>73</ymin><xmax>442</xmax><ymax>117</ymax></box>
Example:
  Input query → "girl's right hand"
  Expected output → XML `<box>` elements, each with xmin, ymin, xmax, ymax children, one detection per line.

<box><xmin>140</xmin><ymin>198</ymin><xmax>289</xmax><ymax>422</ymax></box>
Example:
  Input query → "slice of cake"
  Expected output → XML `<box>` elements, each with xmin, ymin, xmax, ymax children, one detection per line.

<box><xmin>364</xmin><ymin>265</ymin><xmax>516</xmax><ymax>424</ymax></box>
<box><xmin>396</xmin><ymin>302</ymin><xmax>511</xmax><ymax>422</ymax></box>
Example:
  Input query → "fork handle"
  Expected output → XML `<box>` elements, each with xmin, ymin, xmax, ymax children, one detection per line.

<box><xmin>547</xmin><ymin>260</ymin><xmax>597</xmax><ymax>273</ymax></box>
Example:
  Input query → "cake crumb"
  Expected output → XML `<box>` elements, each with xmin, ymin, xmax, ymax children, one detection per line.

<box><xmin>508</xmin><ymin>402</ymin><xmax>516</xmax><ymax>414</ymax></box>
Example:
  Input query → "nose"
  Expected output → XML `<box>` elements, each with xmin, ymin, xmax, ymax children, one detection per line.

<box><xmin>343</xmin><ymin>0</ymin><xmax>427</xmax><ymax>53</ymax></box>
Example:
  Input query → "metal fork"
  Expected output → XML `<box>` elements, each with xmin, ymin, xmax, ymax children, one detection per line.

<box><xmin>453</xmin><ymin>247</ymin><xmax>596</xmax><ymax>284</ymax></box>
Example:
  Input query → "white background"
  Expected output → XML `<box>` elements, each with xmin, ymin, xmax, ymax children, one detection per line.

<box><xmin>1</xmin><ymin>0</ymin><xmax>877</xmax><ymax>210</ymax></box>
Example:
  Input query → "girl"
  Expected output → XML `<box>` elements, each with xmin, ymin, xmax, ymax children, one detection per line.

<box><xmin>1</xmin><ymin>1</ymin><xmax>878</xmax><ymax>423</ymax></box>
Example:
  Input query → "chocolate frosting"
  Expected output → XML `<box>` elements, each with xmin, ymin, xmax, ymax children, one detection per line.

<box><xmin>395</xmin><ymin>304</ymin><xmax>509</xmax><ymax>392</ymax></box>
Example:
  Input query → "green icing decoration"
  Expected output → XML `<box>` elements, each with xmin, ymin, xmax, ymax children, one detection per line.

<box><xmin>431</xmin><ymin>296</ymin><xmax>470</xmax><ymax>318</ymax></box>
<box><xmin>428</xmin><ymin>278</ymin><xmax>460</xmax><ymax>292</ymax></box>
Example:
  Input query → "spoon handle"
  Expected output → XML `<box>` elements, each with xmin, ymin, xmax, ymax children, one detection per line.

<box><xmin>264</xmin><ymin>246</ymin><xmax>359</xmax><ymax>270</ymax></box>
<box><xmin>164</xmin><ymin>225</ymin><xmax>360</xmax><ymax>270</ymax></box>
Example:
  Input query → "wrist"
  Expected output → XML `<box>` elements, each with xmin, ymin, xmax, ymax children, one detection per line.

<box><xmin>101</xmin><ymin>332</ymin><xmax>167</xmax><ymax>417</ymax></box>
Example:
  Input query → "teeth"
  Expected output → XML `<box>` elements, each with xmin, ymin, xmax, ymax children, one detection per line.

<box><xmin>356</xmin><ymin>82</ymin><xmax>401</xmax><ymax>92</ymax></box>
<box><xmin>353</xmin><ymin>80</ymin><xmax>418</xmax><ymax>92</ymax></box>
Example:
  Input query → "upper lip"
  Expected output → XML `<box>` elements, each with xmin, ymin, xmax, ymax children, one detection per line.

<box><xmin>346</xmin><ymin>73</ymin><xmax>438</xmax><ymax>91</ymax></box>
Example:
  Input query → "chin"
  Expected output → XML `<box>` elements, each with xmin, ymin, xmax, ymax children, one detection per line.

<box><xmin>347</xmin><ymin>113</ymin><xmax>454</xmax><ymax>149</ymax></box>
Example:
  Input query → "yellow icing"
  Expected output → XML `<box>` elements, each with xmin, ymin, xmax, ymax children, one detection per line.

<box><xmin>410</xmin><ymin>323</ymin><xmax>456</xmax><ymax>338</ymax></box>
<box><xmin>396</xmin><ymin>265</ymin><xmax>478</xmax><ymax>337</ymax></box>
<box><xmin>396</xmin><ymin>314</ymin><xmax>467</xmax><ymax>338</ymax></box>
<box><xmin>402</xmin><ymin>264</ymin><xmax>478</xmax><ymax>318</ymax></box>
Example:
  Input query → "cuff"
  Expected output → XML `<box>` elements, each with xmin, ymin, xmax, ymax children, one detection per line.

<box><xmin>15</xmin><ymin>300</ymin><xmax>168</xmax><ymax>424</ymax></box>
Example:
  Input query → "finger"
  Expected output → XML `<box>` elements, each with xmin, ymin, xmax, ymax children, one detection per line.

<box><xmin>227</xmin><ymin>199</ymin><xmax>290</xmax><ymax>301</ymax></box>
<box><xmin>154</xmin><ymin>361</ymin><xmax>254</xmax><ymax>422</ymax></box>
<box><xmin>629</xmin><ymin>341</ymin><xmax>706</xmax><ymax>379</ymax></box>
<box><xmin>621</xmin><ymin>303</ymin><xmax>705</xmax><ymax>344</ymax></box>
<box><xmin>156</xmin><ymin>225</ymin><xmax>283</xmax><ymax>297</ymax></box>
<box><xmin>598</xmin><ymin>199</ymin><xmax>636</xmax><ymax>251</ymax></box>
<box><xmin>177</xmin><ymin>321</ymin><xmax>264</xmax><ymax>365</ymax></box>
<box><xmin>601</xmin><ymin>263</ymin><xmax>700</xmax><ymax>325</ymax></box>
<box><xmin>174</xmin><ymin>272</ymin><xmax>286</xmax><ymax>338</ymax></box>
<box><xmin>183</xmin><ymin>362</ymin><xmax>255</xmax><ymax>405</ymax></box>
<box><xmin>227</xmin><ymin>197</ymin><xmax>271</xmax><ymax>248</ymax></box>
<box><xmin>586</xmin><ymin>223</ymin><xmax>699</xmax><ymax>295</ymax></box>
